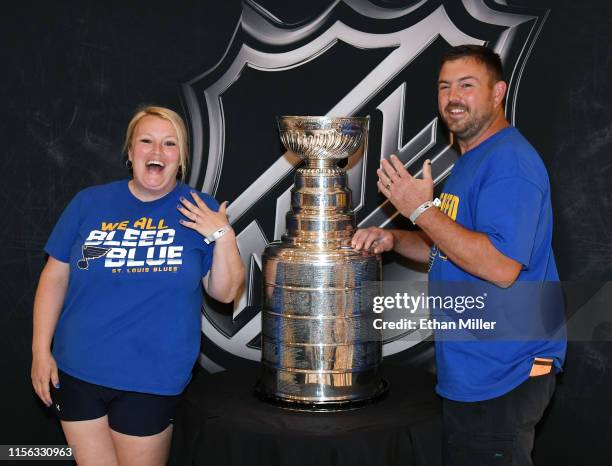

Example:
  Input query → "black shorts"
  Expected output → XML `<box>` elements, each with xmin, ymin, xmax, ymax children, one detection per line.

<box><xmin>51</xmin><ymin>370</ymin><xmax>180</xmax><ymax>437</ymax></box>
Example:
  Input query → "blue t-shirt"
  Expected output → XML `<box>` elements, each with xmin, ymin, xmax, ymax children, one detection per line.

<box><xmin>45</xmin><ymin>180</ymin><xmax>217</xmax><ymax>395</ymax></box>
<box><xmin>428</xmin><ymin>127</ymin><xmax>567</xmax><ymax>402</ymax></box>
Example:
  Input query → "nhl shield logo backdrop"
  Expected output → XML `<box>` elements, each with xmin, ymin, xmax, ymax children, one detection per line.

<box><xmin>182</xmin><ymin>0</ymin><xmax>548</xmax><ymax>371</ymax></box>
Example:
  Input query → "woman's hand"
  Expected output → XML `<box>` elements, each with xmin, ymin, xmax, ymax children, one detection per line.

<box><xmin>177</xmin><ymin>191</ymin><xmax>230</xmax><ymax>238</ymax></box>
<box><xmin>178</xmin><ymin>191</ymin><xmax>244</xmax><ymax>303</ymax></box>
<box><xmin>31</xmin><ymin>350</ymin><xmax>59</xmax><ymax>407</ymax></box>
<box><xmin>32</xmin><ymin>257</ymin><xmax>68</xmax><ymax>408</ymax></box>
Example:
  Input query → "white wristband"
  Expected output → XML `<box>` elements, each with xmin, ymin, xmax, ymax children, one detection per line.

<box><xmin>409</xmin><ymin>198</ymin><xmax>441</xmax><ymax>225</ymax></box>
<box><xmin>204</xmin><ymin>225</ymin><xmax>232</xmax><ymax>244</ymax></box>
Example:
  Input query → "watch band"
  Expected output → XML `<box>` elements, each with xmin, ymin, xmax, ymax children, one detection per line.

<box><xmin>203</xmin><ymin>225</ymin><xmax>232</xmax><ymax>244</ymax></box>
<box><xmin>409</xmin><ymin>198</ymin><xmax>441</xmax><ymax>225</ymax></box>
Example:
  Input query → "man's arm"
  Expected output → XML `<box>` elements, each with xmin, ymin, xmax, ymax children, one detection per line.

<box><xmin>390</xmin><ymin>229</ymin><xmax>432</xmax><ymax>263</ymax></box>
<box><xmin>377</xmin><ymin>155</ymin><xmax>521</xmax><ymax>287</ymax></box>
<box><xmin>416</xmin><ymin>207</ymin><xmax>521</xmax><ymax>287</ymax></box>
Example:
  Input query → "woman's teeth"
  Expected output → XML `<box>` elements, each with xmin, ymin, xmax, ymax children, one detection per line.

<box><xmin>146</xmin><ymin>161</ymin><xmax>165</xmax><ymax>172</ymax></box>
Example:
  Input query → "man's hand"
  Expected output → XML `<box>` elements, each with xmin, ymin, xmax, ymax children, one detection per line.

<box><xmin>377</xmin><ymin>155</ymin><xmax>433</xmax><ymax>218</ymax></box>
<box><xmin>351</xmin><ymin>227</ymin><xmax>394</xmax><ymax>254</ymax></box>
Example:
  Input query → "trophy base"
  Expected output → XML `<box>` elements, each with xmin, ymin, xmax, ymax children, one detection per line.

<box><xmin>253</xmin><ymin>378</ymin><xmax>389</xmax><ymax>412</ymax></box>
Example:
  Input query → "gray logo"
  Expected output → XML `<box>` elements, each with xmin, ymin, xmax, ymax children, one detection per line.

<box><xmin>183</xmin><ymin>0</ymin><xmax>548</xmax><ymax>370</ymax></box>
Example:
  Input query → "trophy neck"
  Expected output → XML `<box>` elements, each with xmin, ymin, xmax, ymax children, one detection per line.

<box><xmin>283</xmin><ymin>162</ymin><xmax>355</xmax><ymax>247</ymax></box>
<box><xmin>305</xmin><ymin>158</ymin><xmax>340</xmax><ymax>170</ymax></box>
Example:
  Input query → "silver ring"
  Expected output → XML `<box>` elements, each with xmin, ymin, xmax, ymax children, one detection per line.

<box><xmin>385</xmin><ymin>183</ymin><xmax>391</xmax><ymax>190</ymax></box>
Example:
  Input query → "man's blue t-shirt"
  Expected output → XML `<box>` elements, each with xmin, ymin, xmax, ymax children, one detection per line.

<box><xmin>45</xmin><ymin>180</ymin><xmax>216</xmax><ymax>395</ymax></box>
<box><xmin>428</xmin><ymin>127</ymin><xmax>567</xmax><ymax>402</ymax></box>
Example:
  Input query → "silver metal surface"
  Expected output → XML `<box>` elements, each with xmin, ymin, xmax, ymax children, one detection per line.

<box><xmin>257</xmin><ymin>116</ymin><xmax>385</xmax><ymax>408</ymax></box>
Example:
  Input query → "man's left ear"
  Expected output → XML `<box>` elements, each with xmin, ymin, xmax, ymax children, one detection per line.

<box><xmin>494</xmin><ymin>81</ymin><xmax>507</xmax><ymax>106</ymax></box>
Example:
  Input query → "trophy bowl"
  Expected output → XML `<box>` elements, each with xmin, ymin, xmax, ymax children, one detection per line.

<box><xmin>277</xmin><ymin>116</ymin><xmax>369</xmax><ymax>160</ymax></box>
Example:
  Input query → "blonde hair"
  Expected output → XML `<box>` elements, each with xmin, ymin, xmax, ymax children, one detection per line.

<box><xmin>123</xmin><ymin>106</ymin><xmax>189</xmax><ymax>182</ymax></box>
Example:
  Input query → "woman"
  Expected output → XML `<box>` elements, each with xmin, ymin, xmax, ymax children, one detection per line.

<box><xmin>31</xmin><ymin>106</ymin><xmax>244</xmax><ymax>465</ymax></box>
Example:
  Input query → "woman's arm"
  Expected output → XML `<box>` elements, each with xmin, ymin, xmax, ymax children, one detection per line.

<box><xmin>178</xmin><ymin>192</ymin><xmax>245</xmax><ymax>303</ymax></box>
<box><xmin>31</xmin><ymin>257</ymin><xmax>69</xmax><ymax>406</ymax></box>
<box><xmin>203</xmin><ymin>229</ymin><xmax>245</xmax><ymax>303</ymax></box>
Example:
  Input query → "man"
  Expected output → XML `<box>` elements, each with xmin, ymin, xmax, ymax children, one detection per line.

<box><xmin>352</xmin><ymin>45</ymin><xmax>566</xmax><ymax>465</ymax></box>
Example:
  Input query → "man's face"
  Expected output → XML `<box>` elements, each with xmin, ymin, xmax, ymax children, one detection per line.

<box><xmin>437</xmin><ymin>57</ymin><xmax>501</xmax><ymax>142</ymax></box>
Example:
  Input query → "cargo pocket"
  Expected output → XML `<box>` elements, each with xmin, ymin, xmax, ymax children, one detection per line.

<box><xmin>445</xmin><ymin>432</ymin><xmax>515</xmax><ymax>465</ymax></box>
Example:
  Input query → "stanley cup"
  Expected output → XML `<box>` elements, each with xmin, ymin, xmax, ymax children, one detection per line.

<box><xmin>255</xmin><ymin>116</ymin><xmax>386</xmax><ymax>409</ymax></box>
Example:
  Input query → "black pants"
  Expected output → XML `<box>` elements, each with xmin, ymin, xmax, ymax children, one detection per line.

<box><xmin>442</xmin><ymin>372</ymin><xmax>556</xmax><ymax>466</ymax></box>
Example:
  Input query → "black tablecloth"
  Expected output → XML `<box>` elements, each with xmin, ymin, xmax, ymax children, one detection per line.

<box><xmin>169</xmin><ymin>364</ymin><xmax>442</xmax><ymax>466</ymax></box>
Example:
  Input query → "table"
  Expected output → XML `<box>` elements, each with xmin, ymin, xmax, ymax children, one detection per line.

<box><xmin>169</xmin><ymin>364</ymin><xmax>442</xmax><ymax>466</ymax></box>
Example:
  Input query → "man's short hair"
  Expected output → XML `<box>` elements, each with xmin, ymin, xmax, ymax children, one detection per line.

<box><xmin>441</xmin><ymin>45</ymin><xmax>504</xmax><ymax>84</ymax></box>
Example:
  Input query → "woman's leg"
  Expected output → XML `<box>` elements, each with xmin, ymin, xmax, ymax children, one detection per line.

<box><xmin>52</xmin><ymin>371</ymin><xmax>119</xmax><ymax>465</ymax></box>
<box><xmin>105</xmin><ymin>389</ymin><xmax>178</xmax><ymax>466</ymax></box>
<box><xmin>110</xmin><ymin>425</ymin><xmax>173</xmax><ymax>466</ymax></box>
<box><xmin>52</xmin><ymin>370</ymin><xmax>176</xmax><ymax>465</ymax></box>
<box><xmin>61</xmin><ymin>416</ymin><xmax>119</xmax><ymax>466</ymax></box>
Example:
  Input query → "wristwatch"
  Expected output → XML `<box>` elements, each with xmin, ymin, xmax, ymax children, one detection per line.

<box><xmin>409</xmin><ymin>198</ymin><xmax>441</xmax><ymax>225</ymax></box>
<box><xmin>204</xmin><ymin>225</ymin><xmax>232</xmax><ymax>244</ymax></box>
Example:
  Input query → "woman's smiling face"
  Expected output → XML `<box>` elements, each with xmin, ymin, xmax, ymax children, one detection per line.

<box><xmin>128</xmin><ymin>115</ymin><xmax>180</xmax><ymax>201</ymax></box>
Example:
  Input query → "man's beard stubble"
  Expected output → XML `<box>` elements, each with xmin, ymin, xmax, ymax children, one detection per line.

<box><xmin>442</xmin><ymin>104</ymin><xmax>493</xmax><ymax>142</ymax></box>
